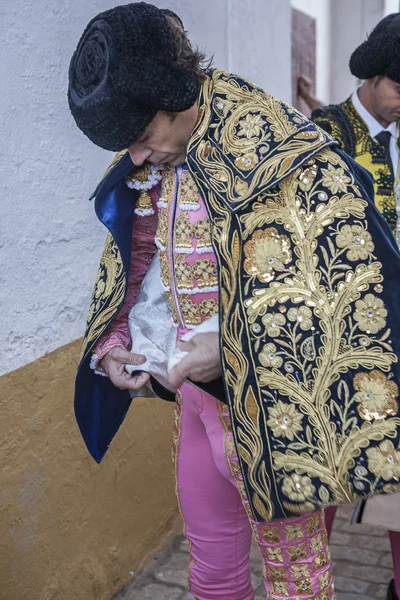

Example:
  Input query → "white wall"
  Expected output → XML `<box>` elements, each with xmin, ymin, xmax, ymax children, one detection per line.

<box><xmin>330</xmin><ymin>0</ymin><xmax>390</xmax><ymax>103</ymax></box>
<box><xmin>291</xmin><ymin>0</ymin><xmax>331</xmax><ymax>103</ymax></box>
<box><xmin>384</xmin><ymin>0</ymin><xmax>400</xmax><ymax>15</ymax></box>
<box><xmin>0</xmin><ymin>0</ymin><xmax>291</xmax><ymax>376</ymax></box>
<box><xmin>226</xmin><ymin>0</ymin><xmax>292</xmax><ymax>102</ymax></box>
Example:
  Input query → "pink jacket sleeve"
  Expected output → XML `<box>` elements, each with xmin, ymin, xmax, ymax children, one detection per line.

<box><xmin>92</xmin><ymin>189</ymin><xmax>159</xmax><ymax>372</ymax></box>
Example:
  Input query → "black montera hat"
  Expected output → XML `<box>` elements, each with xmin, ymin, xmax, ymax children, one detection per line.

<box><xmin>68</xmin><ymin>3</ymin><xmax>199</xmax><ymax>152</ymax></box>
<box><xmin>350</xmin><ymin>13</ymin><xmax>400</xmax><ymax>83</ymax></box>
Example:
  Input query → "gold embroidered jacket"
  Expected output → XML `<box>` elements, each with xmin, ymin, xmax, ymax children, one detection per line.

<box><xmin>76</xmin><ymin>70</ymin><xmax>400</xmax><ymax>521</ymax></box>
<box><xmin>312</xmin><ymin>96</ymin><xmax>399</xmax><ymax>232</ymax></box>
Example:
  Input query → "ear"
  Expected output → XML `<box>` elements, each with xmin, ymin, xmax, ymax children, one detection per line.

<box><xmin>371</xmin><ymin>76</ymin><xmax>381</xmax><ymax>88</ymax></box>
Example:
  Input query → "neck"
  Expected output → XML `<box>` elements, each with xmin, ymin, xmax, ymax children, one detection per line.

<box><xmin>357</xmin><ymin>84</ymin><xmax>390</xmax><ymax>129</ymax></box>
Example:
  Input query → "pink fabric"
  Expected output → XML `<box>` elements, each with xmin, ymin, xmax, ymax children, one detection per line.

<box><xmin>324</xmin><ymin>507</ymin><xmax>336</xmax><ymax>539</ymax></box>
<box><xmin>389</xmin><ymin>531</ymin><xmax>400</xmax><ymax>597</ymax></box>
<box><xmin>173</xmin><ymin>167</ymin><xmax>218</xmax><ymax>335</ymax></box>
<box><xmin>175</xmin><ymin>384</ymin><xmax>334</xmax><ymax>600</ymax></box>
<box><xmin>94</xmin><ymin>189</ymin><xmax>159</xmax><ymax>366</ymax></box>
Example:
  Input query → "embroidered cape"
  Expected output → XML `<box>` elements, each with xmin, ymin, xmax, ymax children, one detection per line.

<box><xmin>75</xmin><ymin>70</ymin><xmax>400</xmax><ymax>521</ymax></box>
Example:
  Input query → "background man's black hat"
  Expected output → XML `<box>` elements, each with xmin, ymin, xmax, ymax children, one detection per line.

<box><xmin>350</xmin><ymin>13</ymin><xmax>400</xmax><ymax>84</ymax></box>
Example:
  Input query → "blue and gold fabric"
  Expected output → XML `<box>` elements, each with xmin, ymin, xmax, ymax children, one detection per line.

<box><xmin>75</xmin><ymin>70</ymin><xmax>400</xmax><ymax>521</ymax></box>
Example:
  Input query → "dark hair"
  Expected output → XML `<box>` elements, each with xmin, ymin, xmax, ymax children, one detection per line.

<box><xmin>166</xmin><ymin>15</ymin><xmax>213</xmax><ymax>84</ymax></box>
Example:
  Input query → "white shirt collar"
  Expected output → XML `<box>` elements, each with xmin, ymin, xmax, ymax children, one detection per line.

<box><xmin>351</xmin><ymin>90</ymin><xmax>398</xmax><ymax>140</ymax></box>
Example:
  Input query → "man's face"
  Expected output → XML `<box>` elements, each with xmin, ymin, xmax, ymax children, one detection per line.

<box><xmin>371</xmin><ymin>76</ymin><xmax>400</xmax><ymax>124</ymax></box>
<box><xmin>128</xmin><ymin>103</ymin><xmax>199</xmax><ymax>167</ymax></box>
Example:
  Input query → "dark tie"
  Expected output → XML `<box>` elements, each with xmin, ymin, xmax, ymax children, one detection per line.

<box><xmin>376</xmin><ymin>130</ymin><xmax>394</xmax><ymax>180</ymax></box>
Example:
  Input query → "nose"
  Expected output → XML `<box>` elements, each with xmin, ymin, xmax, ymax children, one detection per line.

<box><xmin>128</xmin><ymin>144</ymin><xmax>152</xmax><ymax>166</ymax></box>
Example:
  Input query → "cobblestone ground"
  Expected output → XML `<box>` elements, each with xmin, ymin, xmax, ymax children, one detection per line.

<box><xmin>114</xmin><ymin>504</ymin><xmax>393</xmax><ymax>600</ymax></box>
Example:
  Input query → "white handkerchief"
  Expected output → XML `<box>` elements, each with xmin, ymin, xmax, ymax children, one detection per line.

<box><xmin>125</xmin><ymin>254</ymin><xmax>178</xmax><ymax>392</ymax></box>
<box><xmin>126</xmin><ymin>253</ymin><xmax>220</xmax><ymax>394</ymax></box>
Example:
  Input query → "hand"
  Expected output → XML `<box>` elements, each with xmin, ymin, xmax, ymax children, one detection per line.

<box><xmin>99</xmin><ymin>347</ymin><xmax>151</xmax><ymax>391</ymax></box>
<box><xmin>297</xmin><ymin>75</ymin><xmax>312</xmax><ymax>100</ymax></box>
<box><xmin>168</xmin><ymin>332</ymin><xmax>222</xmax><ymax>389</ymax></box>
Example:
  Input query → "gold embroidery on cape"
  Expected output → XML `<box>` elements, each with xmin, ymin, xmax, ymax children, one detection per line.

<box><xmin>187</xmin><ymin>70</ymin><xmax>334</xmax><ymax>211</ymax></box>
<box><xmin>241</xmin><ymin>149</ymin><xmax>399</xmax><ymax>512</ymax></box>
<box><xmin>81</xmin><ymin>233</ymin><xmax>126</xmax><ymax>359</ymax></box>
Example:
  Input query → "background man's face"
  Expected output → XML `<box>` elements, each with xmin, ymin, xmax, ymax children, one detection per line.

<box><xmin>371</xmin><ymin>76</ymin><xmax>400</xmax><ymax>124</ymax></box>
<box><xmin>128</xmin><ymin>103</ymin><xmax>199</xmax><ymax>167</ymax></box>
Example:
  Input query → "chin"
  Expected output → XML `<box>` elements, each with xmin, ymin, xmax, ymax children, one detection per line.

<box><xmin>170</xmin><ymin>156</ymin><xmax>185</xmax><ymax>167</ymax></box>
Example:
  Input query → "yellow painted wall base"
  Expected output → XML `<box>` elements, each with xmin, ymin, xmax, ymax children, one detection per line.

<box><xmin>0</xmin><ymin>340</ymin><xmax>180</xmax><ymax>600</ymax></box>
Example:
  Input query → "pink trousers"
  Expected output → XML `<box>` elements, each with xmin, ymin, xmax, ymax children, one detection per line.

<box><xmin>172</xmin><ymin>384</ymin><xmax>335</xmax><ymax>600</ymax></box>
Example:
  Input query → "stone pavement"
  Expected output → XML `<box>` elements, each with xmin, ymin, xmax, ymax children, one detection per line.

<box><xmin>114</xmin><ymin>504</ymin><xmax>394</xmax><ymax>600</ymax></box>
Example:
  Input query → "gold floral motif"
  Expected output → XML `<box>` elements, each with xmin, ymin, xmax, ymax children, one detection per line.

<box><xmin>315</xmin><ymin>552</ymin><xmax>328</xmax><ymax>571</ymax></box>
<box><xmin>261</xmin><ymin>525</ymin><xmax>280</xmax><ymax>544</ymax></box>
<box><xmin>295</xmin><ymin>579</ymin><xmax>313</xmax><ymax>595</ymax></box>
<box><xmin>298</xmin><ymin>164</ymin><xmax>318</xmax><ymax>191</ymax></box>
<box><xmin>311</xmin><ymin>534</ymin><xmax>323</xmax><ymax>554</ymax></box>
<box><xmin>166</xmin><ymin>291</ymin><xmax>180</xmax><ymax>325</ymax></box>
<box><xmin>194</xmin><ymin>218</ymin><xmax>213</xmax><ymax>251</ymax></box>
<box><xmin>243</xmin><ymin>228</ymin><xmax>292</xmax><ymax>283</ymax></box>
<box><xmin>267</xmin><ymin>401</ymin><xmax>304</xmax><ymax>441</ymax></box>
<box><xmin>135</xmin><ymin>189</ymin><xmax>154</xmax><ymax>215</ymax></box>
<box><xmin>267</xmin><ymin>547</ymin><xmax>284</xmax><ymax>562</ymax></box>
<box><xmin>366</xmin><ymin>440</ymin><xmax>400</xmax><ymax>481</ymax></box>
<box><xmin>316</xmin><ymin>592</ymin><xmax>332</xmax><ymax>600</ymax></box>
<box><xmin>288</xmin><ymin>543</ymin><xmax>307</xmax><ymax>562</ymax></box>
<box><xmin>155</xmin><ymin>204</ymin><xmax>168</xmax><ymax>249</ymax></box>
<box><xmin>180</xmin><ymin>296</ymin><xmax>202</xmax><ymax>327</ymax></box>
<box><xmin>234</xmin><ymin>178</ymin><xmax>249</xmax><ymax>197</ymax></box>
<box><xmin>291</xmin><ymin>564</ymin><xmax>311</xmax><ymax>580</ymax></box>
<box><xmin>175</xmin><ymin>256</ymin><xmax>194</xmax><ymax>291</ymax></box>
<box><xmin>159</xmin><ymin>247</ymin><xmax>171</xmax><ymax>291</ymax></box>
<box><xmin>81</xmin><ymin>233</ymin><xmax>125</xmax><ymax>359</ymax></box>
<box><xmin>272</xmin><ymin>581</ymin><xmax>289</xmax><ymax>596</ymax></box>
<box><xmin>174</xmin><ymin>211</ymin><xmax>194</xmax><ymax>250</ymax></box>
<box><xmin>178</xmin><ymin>170</ymin><xmax>201</xmax><ymax>209</ymax></box>
<box><xmin>353</xmin><ymin>371</ymin><xmax>398</xmax><ymax>421</ymax></box>
<box><xmin>268</xmin><ymin>566</ymin><xmax>286</xmax><ymax>581</ymax></box>
<box><xmin>307</xmin><ymin>513</ymin><xmax>320</xmax><ymax>535</ymax></box>
<box><xmin>237</xmin><ymin>113</ymin><xmax>265</xmax><ymax>140</ymax></box>
<box><xmin>336</xmin><ymin>224</ymin><xmax>375</xmax><ymax>261</ymax></box>
<box><xmin>321</xmin><ymin>164</ymin><xmax>351</xmax><ymax>194</ymax></box>
<box><xmin>285</xmin><ymin>522</ymin><xmax>304</xmax><ymax>541</ymax></box>
<box><xmin>159</xmin><ymin>164</ymin><xmax>173</xmax><ymax>204</ymax></box>
<box><xmin>94</xmin><ymin>279</ymin><xmax>106</xmax><ymax>299</ymax></box>
<box><xmin>282</xmin><ymin>475</ymin><xmax>316</xmax><ymax>502</ymax></box>
<box><xmin>353</xmin><ymin>293</ymin><xmax>387</xmax><ymax>334</ymax></box>
<box><xmin>171</xmin><ymin>391</ymin><xmax>183</xmax><ymax>509</ymax></box>
<box><xmin>318</xmin><ymin>571</ymin><xmax>330</xmax><ymax>592</ymax></box>
<box><xmin>235</xmin><ymin>152</ymin><xmax>259</xmax><ymax>171</ymax></box>
<box><xmin>193</xmin><ymin>258</ymin><xmax>218</xmax><ymax>288</ymax></box>
<box><xmin>322</xmin><ymin>529</ymin><xmax>328</xmax><ymax>547</ymax></box>
<box><xmin>199</xmin><ymin>298</ymin><xmax>218</xmax><ymax>319</ymax></box>
<box><xmin>259</xmin><ymin>343</ymin><xmax>283</xmax><ymax>368</ymax></box>
<box><xmin>262</xmin><ymin>312</ymin><xmax>286</xmax><ymax>337</ymax></box>
<box><xmin>287</xmin><ymin>306</ymin><xmax>313</xmax><ymax>331</ymax></box>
